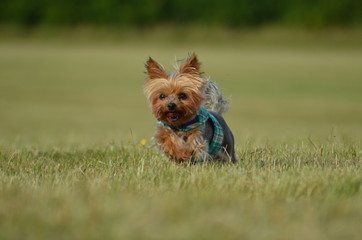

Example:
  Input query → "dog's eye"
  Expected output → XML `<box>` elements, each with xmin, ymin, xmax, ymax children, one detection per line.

<box><xmin>178</xmin><ymin>93</ymin><xmax>187</xmax><ymax>100</ymax></box>
<box><xmin>159</xmin><ymin>94</ymin><xmax>166</xmax><ymax>100</ymax></box>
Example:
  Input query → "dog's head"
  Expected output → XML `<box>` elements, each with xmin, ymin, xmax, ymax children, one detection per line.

<box><xmin>144</xmin><ymin>53</ymin><xmax>205</xmax><ymax>126</ymax></box>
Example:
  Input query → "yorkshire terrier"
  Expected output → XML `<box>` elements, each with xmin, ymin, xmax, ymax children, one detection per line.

<box><xmin>144</xmin><ymin>53</ymin><xmax>236</xmax><ymax>163</ymax></box>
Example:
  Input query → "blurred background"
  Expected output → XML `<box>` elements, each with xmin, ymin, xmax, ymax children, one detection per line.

<box><xmin>0</xmin><ymin>0</ymin><xmax>361</xmax><ymax>148</ymax></box>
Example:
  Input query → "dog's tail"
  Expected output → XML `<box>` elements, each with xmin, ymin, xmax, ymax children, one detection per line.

<box><xmin>203</xmin><ymin>79</ymin><xmax>229</xmax><ymax>115</ymax></box>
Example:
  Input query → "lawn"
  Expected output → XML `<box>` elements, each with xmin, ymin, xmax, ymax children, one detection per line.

<box><xmin>0</xmin><ymin>29</ymin><xmax>361</xmax><ymax>239</ymax></box>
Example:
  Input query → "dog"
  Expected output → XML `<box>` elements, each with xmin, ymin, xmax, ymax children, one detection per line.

<box><xmin>144</xmin><ymin>53</ymin><xmax>236</xmax><ymax>163</ymax></box>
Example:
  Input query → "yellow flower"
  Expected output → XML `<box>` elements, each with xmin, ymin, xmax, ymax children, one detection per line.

<box><xmin>139</xmin><ymin>139</ymin><xmax>147</xmax><ymax>146</ymax></box>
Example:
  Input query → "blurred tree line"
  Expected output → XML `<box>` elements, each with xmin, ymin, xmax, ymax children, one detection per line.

<box><xmin>0</xmin><ymin>0</ymin><xmax>361</xmax><ymax>28</ymax></box>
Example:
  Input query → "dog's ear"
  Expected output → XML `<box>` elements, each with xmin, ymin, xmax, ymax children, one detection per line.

<box><xmin>145</xmin><ymin>57</ymin><xmax>168</xmax><ymax>79</ymax></box>
<box><xmin>179</xmin><ymin>53</ymin><xmax>201</xmax><ymax>75</ymax></box>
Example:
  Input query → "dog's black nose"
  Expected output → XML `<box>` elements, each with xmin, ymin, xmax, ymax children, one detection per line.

<box><xmin>168</xmin><ymin>103</ymin><xmax>177</xmax><ymax>110</ymax></box>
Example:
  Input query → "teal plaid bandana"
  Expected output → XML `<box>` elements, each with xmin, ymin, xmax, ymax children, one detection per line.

<box><xmin>158</xmin><ymin>106</ymin><xmax>224</xmax><ymax>156</ymax></box>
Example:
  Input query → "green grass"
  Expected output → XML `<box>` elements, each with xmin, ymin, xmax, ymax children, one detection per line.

<box><xmin>0</xmin><ymin>29</ymin><xmax>361</xmax><ymax>239</ymax></box>
<box><xmin>0</xmin><ymin>142</ymin><xmax>361</xmax><ymax>240</ymax></box>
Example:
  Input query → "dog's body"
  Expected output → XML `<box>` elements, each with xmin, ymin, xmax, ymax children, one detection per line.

<box><xmin>144</xmin><ymin>53</ymin><xmax>236</xmax><ymax>163</ymax></box>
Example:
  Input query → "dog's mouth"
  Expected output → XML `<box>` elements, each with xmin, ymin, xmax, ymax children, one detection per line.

<box><xmin>166</xmin><ymin>112</ymin><xmax>182</xmax><ymax>122</ymax></box>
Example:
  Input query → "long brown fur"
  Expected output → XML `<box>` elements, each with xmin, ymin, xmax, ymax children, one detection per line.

<box><xmin>154</xmin><ymin>126</ymin><xmax>207</xmax><ymax>163</ymax></box>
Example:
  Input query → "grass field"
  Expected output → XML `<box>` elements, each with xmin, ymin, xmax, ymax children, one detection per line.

<box><xmin>0</xmin><ymin>29</ymin><xmax>361</xmax><ymax>239</ymax></box>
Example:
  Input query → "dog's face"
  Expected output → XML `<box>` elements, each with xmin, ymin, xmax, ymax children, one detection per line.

<box><xmin>144</xmin><ymin>54</ymin><xmax>205</xmax><ymax>126</ymax></box>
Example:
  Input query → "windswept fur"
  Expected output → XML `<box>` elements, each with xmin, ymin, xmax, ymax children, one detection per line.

<box><xmin>203</xmin><ymin>79</ymin><xmax>229</xmax><ymax>115</ymax></box>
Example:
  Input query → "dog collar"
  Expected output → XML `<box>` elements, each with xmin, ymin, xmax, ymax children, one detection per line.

<box><xmin>158</xmin><ymin>107</ymin><xmax>224</xmax><ymax>156</ymax></box>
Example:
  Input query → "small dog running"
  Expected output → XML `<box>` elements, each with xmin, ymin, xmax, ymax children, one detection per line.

<box><xmin>144</xmin><ymin>53</ymin><xmax>236</xmax><ymax>163</ymax></box>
